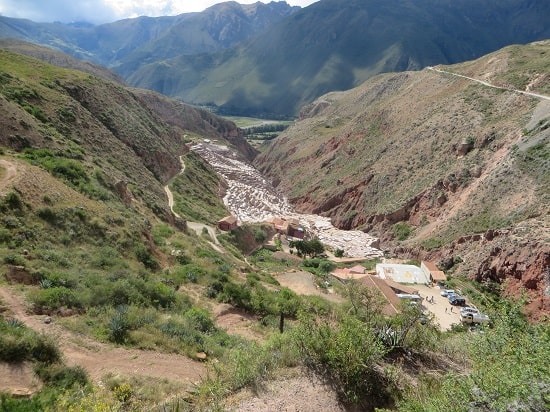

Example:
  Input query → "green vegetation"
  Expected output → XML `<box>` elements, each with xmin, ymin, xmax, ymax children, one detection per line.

<box><xmin>289</xmin><ymin>237</ymin><xmax>325</xmax><ymax>258</ymax></box>
<box><xmin>169</xmin><ymin>151</ymin><xmax>228</xmax><ymax>224</ymax></box>
<box><xmin>388</xmin><ymin>301</ymin><xmax>550</xmax><ymax>411</ymax></box>
<box><xmin>1</xmin><ymin>39</ymin><xmax>549</xmax><ymax>412</ymax></box>
<box><xmin>392</xmin><ymin>222</ymin><xmax>413</xmax><ymax>241</ymax></box>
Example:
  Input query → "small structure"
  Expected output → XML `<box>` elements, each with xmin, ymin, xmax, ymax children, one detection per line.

<box><xmin>421</xmin><ymin>261</ymin><xmax>447</xmax><ymax>284</ymax></box>
<box><xmin>269</xmin><ymin>217</ymin><xmax>288</xmax><ymax>233</ymax></box>
<box><xmin>217</xmin><ymin>215</ymin><xmax>238</xmax><ymax>231</ymax></box>
<box><xmin>376</xmin><ymin>263</ymin><xmax>428</xmax><ymax>284</ymax></box>
<box><xmin>383</xmin><ymin>278</ymin><xmax>419</xmax><ymax>295</ymax></box>
<box><xmin>268</xmin><ymin>216</ymin><xmax>305</xmax><ymax>239</ymax></box>
<box><xmin>287</xmin><ymin>218</ymin><xmax>305</xmax><ymax>239</ymax></box>
<box><xmin>359</xmin><ymin>275</ymin><xmax>402</xmax><ymax>315</ymax></box>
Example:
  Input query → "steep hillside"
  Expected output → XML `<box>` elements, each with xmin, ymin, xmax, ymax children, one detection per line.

<box><xmin>2</xmin><ymin>1</ymin><xmax>548</xmax><ymax>118</ymax></box>
<box><xmin>0</xmin><ymin>50</ymin><xmax>183</xmax><ymax>204</ymax></box>
<box><xmin>0</xmin><ymin>39</ymin><xmax>126</xmax><ymax>84</ymax></box>
<box><xmin>255</xmin><ymin>41</ymin><xmax>550</xmax><ymax>318</ymax></box>
<box><xmin>114</xmin><ymin>1</ymin><xmax>299</xmax><ymax>77</ymax></box>
<box><xmin>127</xmin><ymin>0</ymin><xmax>550</xmax><ymax>117</ymax></box>
<box><xmin>0</xmin><ymin>1</ymin><xmax>298</xmax><ymax>70</ymax></box>
<box><xmin>131</xmin><ymin>88</ymin><xmax>258</xmax><ymax>161</ymax></box>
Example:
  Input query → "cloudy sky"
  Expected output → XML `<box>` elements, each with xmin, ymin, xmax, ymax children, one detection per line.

<box><xmin>0</xmin><ymin>0</ymin><xmax>319</xmax><ymax>24</ymax></box>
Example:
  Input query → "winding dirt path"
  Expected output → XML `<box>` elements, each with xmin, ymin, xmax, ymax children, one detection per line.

<box><xmin>0</xmin><ymin>159</ymin><xmax>19</xmax><ymax>193</ymax></box>
<box><xmin>164</xmin><ymin>156</ymin><xmax>223</xmax><ymax>250</ymax></box>
<box><xmin>0</xmin><ymin>286</ymin><xmax>206</xmax><ymax>388</ymax></box>
<box><xmin>428</xmin><ymin>66</ymin><xmax>550</xmax><ymax>101</ymax></box>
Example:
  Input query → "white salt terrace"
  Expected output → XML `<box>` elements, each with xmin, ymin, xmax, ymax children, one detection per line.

<box><xmin>190</xmin><ymin>142</ymin><xmax>383</xmax><ymax>259</ymax></box>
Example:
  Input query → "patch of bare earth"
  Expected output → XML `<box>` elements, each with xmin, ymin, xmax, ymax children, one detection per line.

<box><xmin>0</xmin><ymin>362</ymin><xmax>42</xmax><ymax>397</ymax></box>
<box><xmin>224</xmin><ymin>368</ymin><xmax>347</xmax><ymax>412</ymax></box>
<box><xmin>0</xmin><ymin>286</ymin><xmax>206</xmax><ymax>393</ymax></box>
<box><xmin>214</xmin><ymin>303</ymin><xmax>264</xmax><ymax>342</ymax></box>
<box><xmin>276</xmin><ymin>270</ymin><xmax>344</xmax><ymax>304</ymax></box>
<box><xmin>0</xmin><ymin>159</ymin><xmax>20</xmax><ymax>193</ymax></box>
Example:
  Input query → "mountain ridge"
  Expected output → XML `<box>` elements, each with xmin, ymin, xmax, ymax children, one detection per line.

<box><xmin>254</xmin><ymin>41</ymin><xmax>550</xmax><ymax>318</ymax></box>
<box><xmin>1</xmin><ymin>0</ymin><xmax>549</xmax><ymax>118</ymax></box>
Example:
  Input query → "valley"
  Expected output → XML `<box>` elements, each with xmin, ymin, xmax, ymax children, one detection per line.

<box><xmin>189</xmin><ymin>140</ymin><xmax>383</xmax><ymax>259</ymax></box>
<box><xmin>0</xmin><ymin>10</ymin><xmax>548</xmax><ymax>411</ymax></box>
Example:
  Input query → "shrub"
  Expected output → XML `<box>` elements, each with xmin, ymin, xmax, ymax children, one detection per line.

<box><xmin>4</xmin><ymin>192</ymin><xmax>23</xmax><ymax>210</ymax></box>
<box><xmin>108</xmin><ymin>307</ymin><xmax>130</xmax><ymax>344</ymax></box>
<box><xmin>253</xmin><ymin>228</ymin><xmax>267</xmax><ymax>243</ymax></box>
<box><xmin>0</xmin><ymin>228</ymin><xmax>12</xmax><ymax>243</ymax></box>
<box><xmin>294</xmin><ymin>314</ymin><xmax>389</xmax><ymax>406</ymax></box>
<box><xmin>3</xmin><ymin>253</ymin><xmax>26</xmax><ymax>266</ymax></box>
<box><xmin>36</xmin><ymin>207</ymin><xmax>60</xmax><ymax>225</ymax></box>
<box><xmin>134</xmin><ymin>245</ymin><xmax>159</xmax><ymax>270</ymax></box>
<box><xmin>0</xmin><ymin>319</ymin><xmax>61</xmax><ymax>364</ymax></box>
<box><xmin>184</xmin><ymin>308</ymin><xmax>216</xmax><ymax>334</ymax></box>
<box><xmin>392</xmin><ymin>222</ymin><xmax>412</xmax><ymax>241</ymax></box>
<box><xmin>35</xmin><ymin>364</ymin><xmax>89</xmax><ymax>389</ymax></box>
<box><xmin>29</xmin><ymin>287</ymin><xmax>80</xmax><ymax>312</ymax></box>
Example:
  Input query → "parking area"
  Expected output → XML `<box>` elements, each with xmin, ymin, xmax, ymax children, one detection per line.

<box><xmin>414</xmin><ymin>284</ymin><xmax>464</xmax><ymax>330</ymax></box>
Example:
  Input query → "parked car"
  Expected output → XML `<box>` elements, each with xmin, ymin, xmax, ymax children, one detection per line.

<box><xmin>460</xmin><ymin>306</ymin><xmax>479</xmax><ymax>316</ymax></box>
<box><xmin>440</xmin><ymin>289</ymin><xmax>455</xmax><ymax>297</ymax></box>
<box><xmin>461</xmin><ymin>313</ymin><xmax>490</xmax><ymax>324</ymax></box>
<box><xmin>449</xmin><ymin>296</ymin><xmax>466</xmax><ymax>306</ymax></box>
<box><xmin>397</xmin><ymin>294</ymin><xmax>422</xmax><ymax>305</ymax></box>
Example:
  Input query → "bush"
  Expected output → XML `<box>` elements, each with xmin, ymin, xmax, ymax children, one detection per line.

<box><xmin>36</xmin><ymin>207</ymin><xmax>60</xmax><ymax>225</ymax></box>
<box><xmin>184</xmin><ymin>308</ymin><xmax>216</xmax><ymax>334</ymax></box>
<box><xmin>134</xmin><ymin>245</ymin><xmax>159</xmax><ymax>270</ymax></box>
<box><xmin>0</xmin><ymin>319</ymin><xmax>61</xmax><ymax>364</ymax></box>
<box><xmin>29</xmin><ymin>287</ymin><xmax>80</xmax><ymax>312</ymax></box>
<box><xmin>3</xmin><ymin>253</ymin><xmax>26</xmax><ymax>266</ymax></box>
<box><xmin>392</xmin><ymin>222</ymin><xmax>412</xmax><ymax>241</ymax></box>
<box><xmin>334</xmin><ymin>248</ymin><xmax>345</xmax><ymax>258</ymax></box>
<box><xmin>294</xmin><ymin>314</ymin><xmax>390</xmax><ymax>406</ymax></box>
<box><xmin>108</xmin><ymin>307</ymin><xmax>130</xmax><ymax>344</ymax></box>
<box><xmin>4</xmin><ymin>192</ymin><xmax>23</xmax><ymax>210</ymax></box>
<box><xmin>35</xmin><ymin>364</ymin><xmax>89</xmax><ymax>389</ymax></box>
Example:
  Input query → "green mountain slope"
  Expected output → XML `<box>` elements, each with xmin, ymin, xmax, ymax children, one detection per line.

<box><xmin>254</xmin><ymin>41</ymin><xmax>550</xmax><ymax>317</ymax></box>
<box><xmin>0</xmin><ymin>1</ymin><xmax>298</xmax><ymax>69</ymax></box>
<box><xmin>2</xmin><ymin>1</ymin><xmax>548</xmax><ymax>118</ymax></box>
<box><xmin>127</xmin><ymin>0</ymin><xmax>550</xmax><ymax>117</ymax></box>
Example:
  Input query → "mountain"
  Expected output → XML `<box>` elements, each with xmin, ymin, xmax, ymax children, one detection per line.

<box><xmin>0</xmin><ymin>46</ymin><xmax>254</xmax><ymax>224</ymax></box>
<box><xmin>0</xmin><ymin>40</ymin><xmax>549</xmax><ymax>411</ymax></box>
<box><xmin>0</xmin><ymin>1</ymin><xmax>299</xmax><ymax>70</ymax></box>
<box><xmin>126</xmin><ymin>0</ymin><xmax>550</xmax><ymax>117</ymax></box>
<box><xmin>2</xmin><ymin>1</ymin><xmax>549</xmax><ymax>118</ymax></box>
<box><xmin>0</xmin><ymin>38</ymin><xmax>126</xmax><ymax>84</ymax></box>
<box><xmin>254</xmin><ymin>41</ymin><xmax>550</xmax><ymax>318</ymax></box>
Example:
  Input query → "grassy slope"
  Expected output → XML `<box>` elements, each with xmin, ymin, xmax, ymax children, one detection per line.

<box><xmin>254</xmin><ymin>42</ymin><xmax>550</xmax><ymax>310</ymax></box>
<box><xmin>255</xmin><ymin>41</ymin><xmax>549</xmax><ymax>234</ymax></box>
<box><xmin>127</xmin><ymin>0</ymin><xmax>550</xmax><ymax>117</ymax></box>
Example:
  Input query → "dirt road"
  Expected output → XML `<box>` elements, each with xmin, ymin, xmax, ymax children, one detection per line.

<box><xmin>428</xmin><ymin>66</ymin><xmax>550</xmax><ymax>101</ymax></box>
<box><xmin>0</xmin><ymin>286</ymin><xmax>206</xmax><ymax>389</ymax></box>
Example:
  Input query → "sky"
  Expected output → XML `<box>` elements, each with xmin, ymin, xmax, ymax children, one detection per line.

<box><xmin>0</xmin><ymin>0</ymin><xmax>319</xmax><ymax>24</ymax></box>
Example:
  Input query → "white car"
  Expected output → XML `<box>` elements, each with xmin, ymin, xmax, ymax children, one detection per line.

<box><xmin>440</xmin><ymin>289</ymin><xmax>455</xmax><ymax>297</ymax></box>
<box><xmin>460</xmin><ymin>307</ymin><xmax>479</xmax><ymax>316</ymax></box>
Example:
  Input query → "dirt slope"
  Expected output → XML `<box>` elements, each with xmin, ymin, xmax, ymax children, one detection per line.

<box><xmin>0</xmin><ymin>286</ymin><xmax>205</xmax><ymax>389</ymax></box>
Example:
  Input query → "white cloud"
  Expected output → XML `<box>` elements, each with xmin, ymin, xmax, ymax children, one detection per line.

<box><xmin>0</xmin><ymin>0</ymin><xmax>319</xmax><ymax>24</ymax></box>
